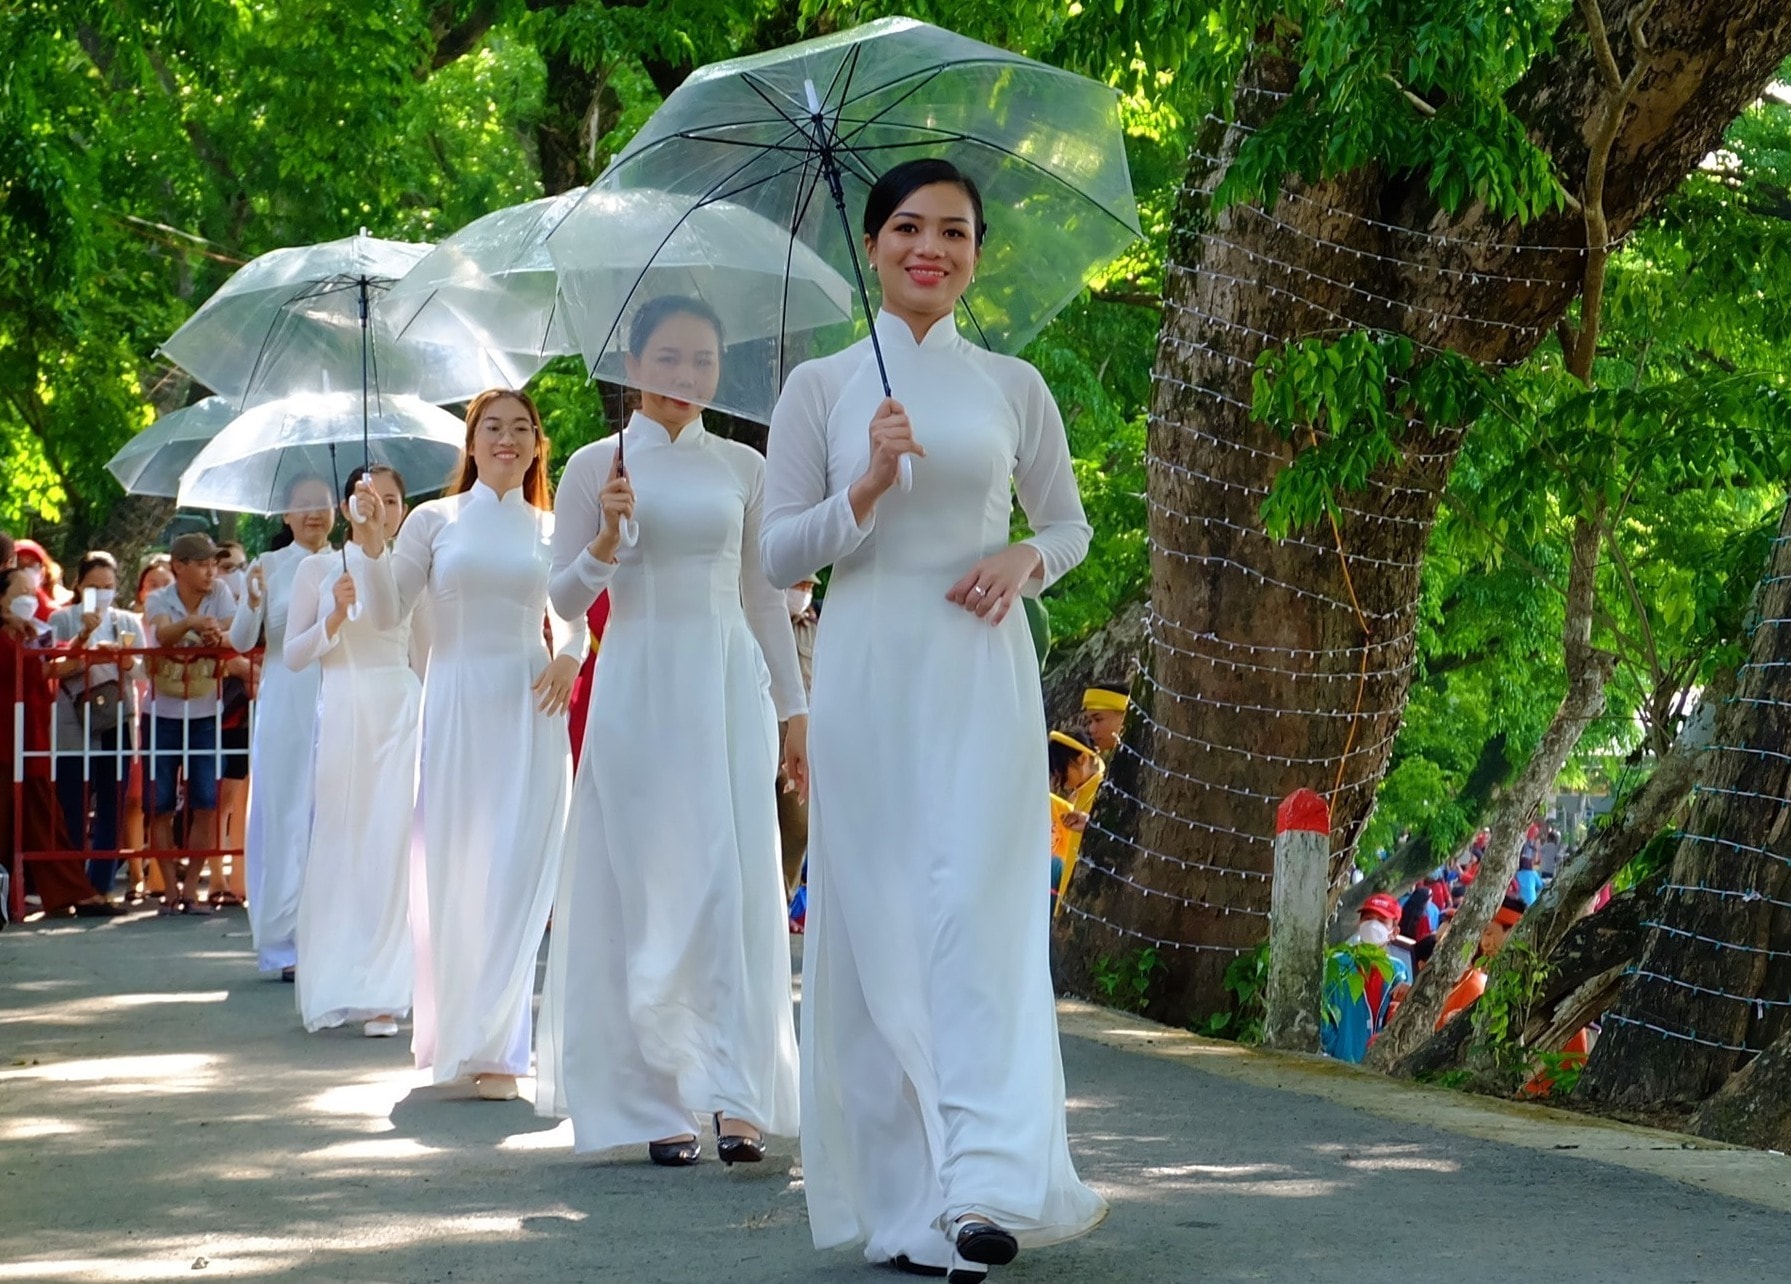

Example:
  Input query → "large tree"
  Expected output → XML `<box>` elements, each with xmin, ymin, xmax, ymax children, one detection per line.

<box><xmin>1054</xmin><ymin>0</ymin><xmax>1791</xmax><ymax>1023</ymax></box>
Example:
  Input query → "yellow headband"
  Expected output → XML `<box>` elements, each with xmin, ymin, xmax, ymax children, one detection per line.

<box><xmin>1082</xmin><ymin>688</ymin><xmax>1129</xmax><ymax>713</ymax></box>
<box><xmin>1050</xmin><ymin>730</ymin><xmax>1096</xmax><ymax>756</ymax></box>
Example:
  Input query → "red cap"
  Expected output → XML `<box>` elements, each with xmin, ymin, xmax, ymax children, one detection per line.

<box><xmin>1360</xmin><ymin>893</ymin><xmax>1402</xmax><ymax>924</ymax></box>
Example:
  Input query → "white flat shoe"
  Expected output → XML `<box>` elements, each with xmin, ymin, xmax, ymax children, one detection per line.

<box><xmin>363</xmin><ymin>1019</ymin><xmax>400</xmax><ymax>1038</ymax></box>
<box><xmin>474</xmin><ymin>1074</ymin><xmax>519</xmax><ymax>1101</ymax></box>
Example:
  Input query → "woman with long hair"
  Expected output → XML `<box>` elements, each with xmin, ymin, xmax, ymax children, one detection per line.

<box><xmin>762</xmin><ymin>159</ymin><xmax>1105</xmax><ymax>1278</ymax></box>
<box><xmin>353</xmin><ymin>389</ymin><xmax>584</xmax><ymax>1101</ymax></box>
<box><xmin>536</xmin><ymin>296</ymin><xmax>806</xmax><ymax>1167</ymax></box>
<box><xmin>284</xmin><ymin>465</ymin><xmax>422</xmax><ymax>1038</ymax></box>
<box><xmin>231</xmin><ymin>477</ymin><xmax>334</xmax><ymax>950</ymax></box>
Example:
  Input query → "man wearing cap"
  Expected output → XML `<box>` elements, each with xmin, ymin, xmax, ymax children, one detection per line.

<box><xmin>140</xmin><ymin>533</ymin><xmax>236</xmax><ymax>914</ymax></box>
<box><xmin>1321</xmin><ymin>894</ymin><xmax>1412</xmax><ymax>1063</ymax></box>
<box><xmin>1079</xmin><ymin>682</ymin><xmax>1130</xmax><ymax>756</ymax></box>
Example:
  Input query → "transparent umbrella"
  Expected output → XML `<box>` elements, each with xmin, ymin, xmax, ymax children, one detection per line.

<box><xmin>378</xmin><ymin>189</ymin><xmax>588</xmax><ymax>375</ymax></box>
<box><xmin>175</xmin><ymin>393</ymin><xmax>466</xmax><ymax>516</ymax></box>
<box><xmin>105</xmin><ymin>396</ymin><xmax>239</xmax><ymax>498</ymax></box>
<box><xmin>591</xmin><ymin>16</ymin><xmax>1141</xmax><ymax>442</ymax></box>
<box><xmin>545</xmin><ymin>187</ymin><xmax>856</xmax><ymax>424</ymax></box>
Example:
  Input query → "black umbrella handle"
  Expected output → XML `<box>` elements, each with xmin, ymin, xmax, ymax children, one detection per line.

<box><xmin>814</xmin><ymin>123</ymin><xmax>909</xmax><ymax>492</ymax></box>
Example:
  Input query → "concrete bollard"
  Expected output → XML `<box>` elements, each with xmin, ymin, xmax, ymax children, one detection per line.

<box><xmin>1262</xmin><ymin>788</ymin><xmax>1331</xmax><ymax>1052</ymax></box>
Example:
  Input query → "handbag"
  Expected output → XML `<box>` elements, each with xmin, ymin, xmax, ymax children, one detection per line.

<box><xmin>78</xmin><ymin>678</ymin><xmax>125</xmax><ymax>735</ymax></box>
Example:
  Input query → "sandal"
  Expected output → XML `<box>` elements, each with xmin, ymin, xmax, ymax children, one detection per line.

<box><xmin>179</xmin><ymin>898</ymin><xmax>216</xmax><ymax>916</ymax></box>
<box><xmin>157</xmin><ymin>901</ymin><xmax>182</xmax><ymax>917</ymax></box>
<box><xmin>210</xmin><ymin>891</ymin><xmax>244</xmax><ymax>908</ymax></box>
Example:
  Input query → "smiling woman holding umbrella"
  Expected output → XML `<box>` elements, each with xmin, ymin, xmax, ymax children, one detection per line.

<box><xmin>761</xmin><ymin>160</ymin><xmax>1107</xmax><ymax>1280</ymax></box>
<box><xmin>534</xmin><ymin>295</ymin><xmax>807</xmax><ymax>1168</ymax></box>
<box><xmin>350</xmin><ymin>389</ymin><xmax>585</xmax><ymax>1102</ymax></box>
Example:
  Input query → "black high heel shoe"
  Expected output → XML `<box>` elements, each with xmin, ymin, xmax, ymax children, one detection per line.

<box><xmin>647</xmin><ymin>1135</ymin><xmax>701</xmax><ymax>1167</ymax></box>
<box><xmin>953</xmin><ymin>1220</ymin><xmax>1018</xmax><ymax>1268</ymax></box>
<box><xmin>712</xmin><ymin>1112</ymin><xmax>766</xmax><ymax>1166</ymax></box>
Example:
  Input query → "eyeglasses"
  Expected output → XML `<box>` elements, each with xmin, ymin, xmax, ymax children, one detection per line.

<box><xmin>476</xmin><ymin>420</ymin><xmax>539</xmax><ymax>440</ymax></box>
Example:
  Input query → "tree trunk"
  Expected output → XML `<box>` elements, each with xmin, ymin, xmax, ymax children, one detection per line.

<box><xmin>1690</xmin><ymin>1026</ymin><xmax>1791</xmax><ymax>1149</ymax></box>
<box><xmin>1051</xmin><ymin>0</ymin><xmax>1791</xmax><ymax>1025</ymax></box>
<box><xmin>1578</xmin><ymin>496</ymin><xmax>1791</xmax><ymax>1107</ymax></box>
<box><xmin>1041</xmin><ymin>598</ymin><xmax>1147</xmax><ymax>730</ymax></box>
<box><xmin>1387</xmin><ymin>873</ymin><xmax>1662</xmax><ymax>1079</ymax></box>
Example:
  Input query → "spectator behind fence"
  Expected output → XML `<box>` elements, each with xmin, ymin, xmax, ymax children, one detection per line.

<box><xmin>210</xmin><ymin>542</ymin><xmax>252</xmax><ymax>906</ymax></box>
<box><xmin>11</xmin><ymin>540</ymin><xmax>60</xmax><ymax>622</ymax></box>
<box><xmin>141</xmin><ymin>532</ymin><xmax>236</xmax><ymax>915</ymax></box>
<box><xmin>47</xmin><ymin>551</ymin><xmax>141</xmax><ymax>899</ymax></box>
<box><xmin>2</xmin><ymin>563</ymin><xmax>123</xmax><ymax>918</ymax></box>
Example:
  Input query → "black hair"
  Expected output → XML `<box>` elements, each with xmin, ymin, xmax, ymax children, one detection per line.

<box><xmin>1501</xmin><ymin>894</ymin><xmax>1528</xmax><ymax>918</ymax></box>
<box><xmin>1398</xmin><ymin>886</ymin><xmax>1433</xmax><ymax>939</ymax></box>
<box><xmin>862</xmin><ymin>158</ymin><xmax>987</xmax><ymax>246</ymax></box>
<box><xmin>344</xmin><ymin>462</ymin><xmax>406</xmax><ymax>507</ymax></box>
<box><xmin>627</xmin><ymin>294</ymin><xmax>726</xmax><ymax>359</ymax></box>
<box><xmin>75</xmin><ymin>550</ymin><xmax>118</xmax><ymax>584</ymax></box>
<box><xmin>1089</xmin><ymin>680</ymin><xmax>1129</xmax><ymax>698</ymax></box>
<box><xmin>1412</xmin><ymin>936</ymin><xmax>1438</xmax><ymax>970</ymax></box>
<box><xmin>269</xmin><ymin>526</ymin><xmax>295</xmax><ymax>551</ymax></box>
<box><xmin>1047</xmin><ymin>725</ymin><xmax>1097</xmax><ymax>792</ymax></box>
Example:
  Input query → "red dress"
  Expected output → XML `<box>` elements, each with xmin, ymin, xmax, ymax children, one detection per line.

<box><xmin>567</xmin><ymin>592</ymin><xmax>611</xmax><ymax>769</ymax></box>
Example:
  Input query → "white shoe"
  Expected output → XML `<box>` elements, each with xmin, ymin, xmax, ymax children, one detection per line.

<box><xmin>474</xmin><ymin>1074</ymin><xmax>519</xmax><ymax>1101</ymax></box>
<box><xmin>363</xmin><ymin>1019</ymin><xmax>400</xmax><ymax>1038</ymax></box>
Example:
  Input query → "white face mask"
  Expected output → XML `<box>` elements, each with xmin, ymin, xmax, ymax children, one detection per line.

<box><xmin>9</xmin><ymin>594</ymin><xmax>38</xmax><ymax>622</ymax></box>
<box><xmin>221</xmin><ymin>569</ymin><xmax>246</xmax><ymax>599</ymax></box>
<box><xmin>93</xmin><ymin>588</ymin><xmax>117</xmax><ymax>612</ymax></box>
<box><xmin>19</xmin><ymin>567</ymin><xmax>42</xmax><ymax>593</ymax></box>
<box><xmin>785</xmin><ymin>587</ymin><xmax>813</xmax><ymax>617</ymax></box>
<box><xmin>1355</xmin><ymin>919</ymin><xmax>1393</xmax><ymax>947</ymax></box>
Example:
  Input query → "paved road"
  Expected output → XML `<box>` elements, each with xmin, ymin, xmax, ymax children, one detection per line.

<box><xmin>3</xmin><ymin>912</ymin><xmax>1789</xmax><ymax>1283</ymax></box>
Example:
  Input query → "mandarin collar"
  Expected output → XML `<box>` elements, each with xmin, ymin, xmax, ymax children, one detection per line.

<box><xmin>467</xmin><ymin>478</ymin><xmax>528</xmax><ymax>508</ymax></box>
<box><xmin>627</xmin><ymin>409</ymin><xmax>707</xmax><ymax>448</ymax></box>
<box><xmin>874</xmin><ymin>309</ymin><xmax>963</xmax><ymax>352</ymax></box>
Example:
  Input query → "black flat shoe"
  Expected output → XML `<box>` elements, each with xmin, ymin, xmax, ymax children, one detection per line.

<box><xmin>74</xmin><ymin>901</ymin><xmax>125</xmax><ymax>918</ymax></box>
<box><xmin>954</xmin><ymin>1222</ymin><xmax>1018</xmax><ymax>1268</ymax></box>
<box><xmin>890</xmin><ymin>1256</ymin><xmax>948</xmax><ymax>1278</ymax></box>
<box><xmin>712</xmin><ymin>1112</ymin><xmax>766</xmax><ymax>1166</ymax></box>
<box><xmin>647</xmin><ymin>1135</ymin><xmax>701</xmax><ymax>1167</ymax></box>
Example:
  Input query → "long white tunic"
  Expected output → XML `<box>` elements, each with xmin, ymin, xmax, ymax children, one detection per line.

<box><xmin>363</xmin><ymin>482</ymin><xmax>585</xmax><ymax>1082</ymax></box>
<box><xmin>535</xmin><ymin>412</ymin><xmax>806</xmax><ymax>1149</ymax></box>
<box><xmin>283</xmin><ymin>545</ymin><xmax>422</xmax><ymax>1031</ymax></box>
<box><xmin>231</xmin><ymin>541</ymin><xmax>325</xmax><ymax>974</ymax></box>
<box><xmin>762</xmin><ymin>313</ymin><xmax>1106</xmax><ymax>1265</ymax></box>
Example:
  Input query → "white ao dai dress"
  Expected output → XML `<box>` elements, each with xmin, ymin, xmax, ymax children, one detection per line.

<box><xmin>231</xmin><ymin>541</ymin><xmax>325</xmax><ymax>973</ymax></box>
<box><xmin>761</xmin><ymin>313</ymin><xmax>1107</xmax><ymax>1267</ymax></box>
<box><xmin>363</xmin><ymin>482</ymin><xmax>585</xmax><ymax>1082</ymax></box>
<box><xmin>283</xmin><ymin>544</ymin><xmax>423</xmax><ymax>1030</ymax></box>
<box><xmin>535</xmin><ymin>412</ymin><xmax>805</xmax><ymax>1148</ymax></box>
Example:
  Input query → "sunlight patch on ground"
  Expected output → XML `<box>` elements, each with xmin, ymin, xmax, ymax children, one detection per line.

<box><xmin>0</xmin><ymin>1053</ymin><xmax>217</xmax><ymax>1092</ymax></box>
<box><xmin>302</xmin><ymin>1136</ymin><xmax>447</xmax><ymax>1162</ymax></box>
<box><xmin>302</xmin><ymin>1067</ymin><xmax>425</xmax><ymax>1131</ymax></box>
<box><xmin>498</xmin><ymin>1119</ymin><xmax>575</xmax><ymax>1151</ymax></box>
<box><xmin>0</xmin><ymin>990</ymin><xmax>229</xmax><ymax>1026</ymax></box>
<box><xmin>1341</xmin><ymin>1155</ymin><xmax>1461</xmax><ymax>1173</ymax></box>
<box><xmin>0</xmin><ymin>1116</ymin><xmax>86</xmax><ymax>1140</ymax></box>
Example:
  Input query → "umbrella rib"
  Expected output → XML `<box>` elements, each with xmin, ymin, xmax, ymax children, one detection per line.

<box><xmin>776</xmin><ymin>142</ymin><xmax>828</xmax><ymax>392</ymax></box>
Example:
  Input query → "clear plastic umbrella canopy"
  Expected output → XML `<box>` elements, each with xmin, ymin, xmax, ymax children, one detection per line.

<box><xmin>105</xmin><ymin>396</ymin><xmax>239</xmax><ymax>498</ymax></box>
<box><xmin>592</xmin><ymin>17</ymin><xmax>1141</xmax><ymax>422</ymax></box>
<box><xmin>378</xmin><ymin>189</ymin><xmax>587</xmax><ymax>372</ymax></box>
<box><xmin>159</xmin><ymin>232</ymin><xmax>524</xmax><ymax>409</ymax></box>
<box><xmin>545</xmin><ymin>188</ymin><xmax>855</xmax><ymax>422</ymax></box>
<box><xmin>176</xmin><ymin>393</ymin><xmax>466</xmax><ymax>515</ymax></box>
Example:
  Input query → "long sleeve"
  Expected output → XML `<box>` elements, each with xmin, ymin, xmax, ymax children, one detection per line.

<box><xmin>282</xmin><ymin>554</ymin><xmax>341</xmax><ymax>673</ymax></box>
<box><xmin>544</xmin><ymin>516</ymin><xmax>591</xmax><ymax>665</ymax></box>
<box><xmin>548</xmin><ymin>438</ymin><xmax>620</xmax><ymax>622</ymax></box>
<box><xmin>761</xmin><ymin>359</ymin><xmax>875</xmax><ymax>588</ymax></box>
<box><xmin>739</xmin><ymin>455</ymin><xmax>808</xmax><ymax>720</ymax></box>
<box><xmin>362</xmin><ymin>506</ymin><xmax>439</xmax><ymax>634</ymax></box>
<box><xmin>229</xmin><ymin>558</ymin><xmax>267</xmax><ymax>652</ymax></box>
<box><xmin>1011</xmin><ymin>365</ymin><xmax>1092</xmax><ymax>594</ymax></box>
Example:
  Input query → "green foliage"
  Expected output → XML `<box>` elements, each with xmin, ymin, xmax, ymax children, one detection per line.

<box><xmin>1323</xmin><ymin>939</ymin><xmax>1396</xmax><ymax>1025</ymax></box>
<box><xmin>1199</xmin><ymin>940</ymin><xmax>1269</xmax><ymax>1042</ymax></box>
<box><xmin>1091</xmin><ymin>946</ymin><xmax>1166</xmax><ymax>1014</ymax></box>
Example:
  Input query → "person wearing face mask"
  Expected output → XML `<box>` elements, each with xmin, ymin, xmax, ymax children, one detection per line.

<box><xmin>2</xmin><ymin>565</ymin><xmax>124</xmax><ymax>919</ymax></box>
<box><xmin>232</xmin><ymin>478</ymin><xmax>336</xmax><ymax>974</ymax></box>
<box><xmin>209</xmin><ymin>542</ymin><xmax>253</xmax><ymax>908</ymax></box>
<box><xmin>12</xmin><ymin>540</ymin><xmax>59</xmax><ymax>623</ymax></box>
<box><xmin>1320</xmin><ymin>894</ymin><xmax>1411</xmax><ymax>1064</ymax></box>
<box><xmin>777</xmin><ymin>578</ymin><xmax>818</xmax><ymax>897</ymax></box>
<box><xmin>534</xmin><ymin>295</ymin><xmax>806</xmax><ymax>1168</ymax></box>
<box><xmin>46</xmin><ymin>551</ymin><xmax>140</xmax><ymax>899</ymax></box>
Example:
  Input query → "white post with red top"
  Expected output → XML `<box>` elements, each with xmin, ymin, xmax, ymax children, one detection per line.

<box><xmin>1262</xmin><ymin>788</ymin><xmax>1331</xmax><ymax>1052</ymax></box>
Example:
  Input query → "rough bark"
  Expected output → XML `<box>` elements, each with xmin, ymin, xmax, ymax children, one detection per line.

<box><xmin>1041</xmin><ymin>598</ymin><xmax>1148</xmax><ymax>730</ymax></box>
<box><xmin>1690</xmin><ymin>1026</ymin><xmax>1791</xmax><ymax>1148</ymax></box>
<box><xmin>1579</xmin><ymin>495</ymin><xmax>1791</xmax><ymax>1107</ymax></box>
<box><xmin>1051</xmin><ymin>0</ymin><xmax>1791</xmax><ymax>1024</ymax></box>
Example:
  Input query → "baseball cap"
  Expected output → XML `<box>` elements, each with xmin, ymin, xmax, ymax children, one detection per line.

<box><xmin>170</xmin><ymin>532</ymin><xmax>220</xmax><ymax>562</ymax></box>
